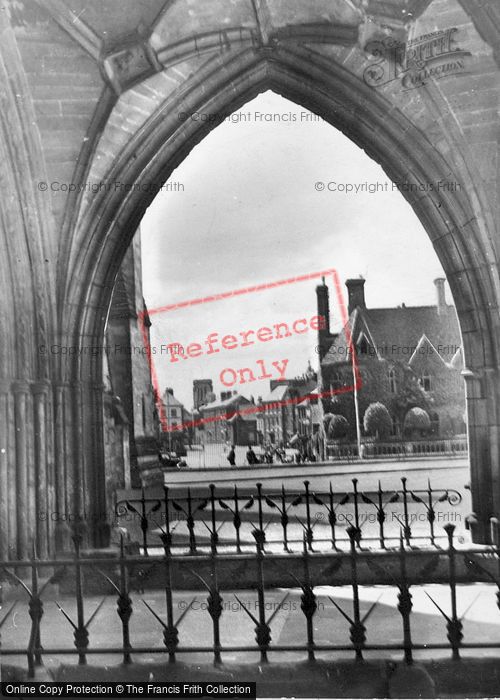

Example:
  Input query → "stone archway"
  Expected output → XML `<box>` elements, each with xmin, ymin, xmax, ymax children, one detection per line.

<box><xmin>63</xmin><ymin>45</ymin><xmax>498</xmax><ymax>545</ymax></box>
<box><xmin>0</xmin><ymin>0</ymin><xmax>499</xmax><ymax>557</ymax></box>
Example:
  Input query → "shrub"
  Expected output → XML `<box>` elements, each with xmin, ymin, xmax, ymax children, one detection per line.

<box><xmin>404</xmin><ymin>407</ymin><xmax>431</xmax><ymax>433</ymax></box>
<box><xmin>326</xmin><ymin>414</ymin><xmax>349</xmax><ymax>439</ymax></box>
<box><xmin>363</xmin><ymin>402</ymin><xmax>392</xmax><ymax>439</ymax></box>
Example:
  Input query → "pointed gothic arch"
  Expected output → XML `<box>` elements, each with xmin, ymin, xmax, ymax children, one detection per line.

<box><xmin>45</xmin><ymin>45</ymin><xmax>500</xmax><ymax>545</ymax></box>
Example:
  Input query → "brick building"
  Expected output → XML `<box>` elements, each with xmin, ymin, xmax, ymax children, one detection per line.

<box><xmin>317</xmin><ymin>277</ymin><xmax>466</xmax><ymax>440</ymax></box>
<box><xmin>160</xmin><ymin>387</ymin><xmax>193</xmax><ymax>449</ymax></box>
<box><xmin>256</xmin><ymin>365</ymin><xmax>319</xmax><ymax>446</ymax></box>
<box><xmin>194</xmin><ymin>391</ymin><xmax>258</xmax><ymax>446</ymax></box>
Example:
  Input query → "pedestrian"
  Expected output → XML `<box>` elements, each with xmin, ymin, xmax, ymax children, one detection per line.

<box><xmin>227</xmin><ymin>444</ymin><xmax>236</xmax><ymax>466</ymax></box>
<box><xmin>246</xmin><ymin>445</ymin><xmax>258</xmax><ymax>465</ymax></box>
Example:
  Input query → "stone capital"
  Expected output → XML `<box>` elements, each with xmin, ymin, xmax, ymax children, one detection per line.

<box><xmin>11</xmin><ymin>380</ymin><xmax>30</xmax><ymax>395</ymax></box>
<box><xmin>31</xmin><ymin>380</ymin><xmax>51</xmax><ymax>396</ymax></box>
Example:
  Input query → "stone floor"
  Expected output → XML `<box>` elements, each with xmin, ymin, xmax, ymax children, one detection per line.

<box><xmin>2</xmin><ymin>583</ymin><xmax>500</xmax><ymax>697</ymax></box>
<box><xmin>4</xmin><ymin>656</ymin><xmax>500</xmax><ymax>698</ymax></box>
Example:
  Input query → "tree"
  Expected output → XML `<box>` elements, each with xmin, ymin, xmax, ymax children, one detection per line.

<box><xmin>363</xmin><ymin>402</ymin><xmax>392</xmax><ymax>439</ymax></box>
<box><xmin>326</xmin><ymin>414</ymin><xmax>349</xmax><ymax>439</ymax></box>
<box><xmin>404</xmin><ymin>407</ymin><xmax>431</xmax><ymax>436</ymax></box>
<box><xmin>391</xmin><ymin>368</ymin><xmax>429</xmax><ymax>418</ymax></box>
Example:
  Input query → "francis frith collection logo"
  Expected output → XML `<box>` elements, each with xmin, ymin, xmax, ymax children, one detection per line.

<box><xmin>363</xmin><ymin>27</ymin><xmax>471</xmax><ymax>90</ymax></box>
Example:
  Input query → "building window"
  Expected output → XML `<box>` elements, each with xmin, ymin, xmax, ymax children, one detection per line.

<box><xmin>388</xmin><ymin>368</ymin><xmax>397</xmax><ymax>394</ymax></box>
<box><xmin>358</xmin><ymin>337</ymin><xmax>369</xmax><ymax>354</ymax></box>
<box><xmin>419</xmin><ymin>373</ymin><xmax>432</xmax><ymax>391</ymax></box>
<box><xmin>171</xmin><ymin>408</ymin><xmax>178</xmax><ymax>418</ymax></box>
<box><xmin>430</xmin><ymin>412</ymin><xmax>439</xmax><ymax>435</ymax></box>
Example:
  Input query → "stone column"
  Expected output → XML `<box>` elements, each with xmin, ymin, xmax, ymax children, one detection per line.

<box><xmin>69</xmin><ymin>380</ymin><xmax>85</xmax><ymax>544</ymax></box>
<box><xmin>53</xmin><ymin>381</ymin><xmax>69</xmax><ymax>552</ymax></box>
<box><xmin>485</xmin><ymin>367</ymin><xmax>500</xmax><ymax>528</ymax></box>
<box><xmin>0</xmin><ymin>381</ymin><xmax>11</xmax><ymax>560</ymax></box>
<box><xmin>463</xmin><ymin>369</ymin><xmax>493</xmax><ymax>543</ymax></box>
<box><xmin>90</xmin><ymin>380</ymin><xmax>108</xmax><ymax>547</ymax></box>
<box><xmin>12</xmin><ymin>380</ymin><xmax>30</xmax><ymax>559</ymax></box>
<box><xmin>32</xmin><ymin>381</ymin><xmax>50</xmax><ymax>559</ymax></box>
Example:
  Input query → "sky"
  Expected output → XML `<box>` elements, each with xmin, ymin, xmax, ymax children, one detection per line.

<box><xmin>140</xmin><ymin>90</ymin><xmax>447</xmax><ymax>410</ymax></box>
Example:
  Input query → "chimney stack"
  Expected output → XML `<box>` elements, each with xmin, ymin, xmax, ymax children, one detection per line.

<box><xmin>434</xmin><ymin>277</ymin><xmax>446</xmax><ymax>315</ymax></box>
<box><xmin>316</xmin><ymin>277</ymin><xmax>331</xmax><ymax>359</ymax></box>
<box><xmin>193</xmin><ymin>379</ymin><xmax>213</xmax><ymax>409</ymax></box>
<box><xmin>346</xmin><ymin>278</ymin><xmax>366</xmax><ymax>315</ymax></box>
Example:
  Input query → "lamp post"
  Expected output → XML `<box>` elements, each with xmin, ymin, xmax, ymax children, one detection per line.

<box><xmin>351</xmin><ymin>346</ymin><xmax>363</xmax><ymax>459</ymax></box>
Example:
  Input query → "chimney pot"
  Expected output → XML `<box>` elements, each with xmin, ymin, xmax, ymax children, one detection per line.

<box><xmin>434</xmin><ymin>277</ymin><xmax>446</xmax><ymax>315</ymax></box>
<box><xmin>346</xmin><ymin>277</ymin><xmax>366</xmax><ymax>315</ymax></box>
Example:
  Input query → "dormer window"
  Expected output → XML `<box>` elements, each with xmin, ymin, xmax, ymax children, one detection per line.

<box><xmin>358</xmin><ymin>337</ymin><xmax>369</xmax><ymax>355</ymax></box>
<box><xmin>356</xmin><ymin>331</ymin><xmax>374</xmax><ymax>357</ymax></box>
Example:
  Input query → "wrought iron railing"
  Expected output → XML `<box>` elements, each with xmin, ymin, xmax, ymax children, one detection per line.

<box><xmin>326</xmin><ymin>437</ymin><xmax>468</xmax><ymax>460</ymax></box>
<box><xmin>1</xmin><ymin>524</ymin><xmax>500</xmax><ymax>677</ymax></box>
<box><xmin>114</xmin><ymin>478</ymin><xmax>464</xmax><ymax>555</ymax></box>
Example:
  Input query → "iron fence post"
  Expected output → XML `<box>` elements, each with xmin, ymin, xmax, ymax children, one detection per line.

<box><xmin>207</xmin><ymin>551</ymin><xmax>223</xmax><ymax>666</ymax></box>
<box><xmin>281</xmin><ymin>485</ymin><xmax>289</xmax><ymax>552</ymax></box>
<box><xmin>117</xmin><ymin>535</ymin><xmax>132</xmax><ymax>665</ymax></box>
<box><xmin>186</xmin><ymin>488</ymin><xmax>197</xmax><ymax>554</ymax></box>
<box><xmin>304</xmin><ymin>481</ymin><xmax>313</xmax><ymax>551</ymax></box>
<box><xmin>209</xmin><ymin>484</ymin><xmax>219</xmax><ymax>555</ymax></box>
<box><xmin>73</xmin><ymin>536</ymin><xmax>89</xmax><ymax>665</ymax></box>
<box><xmin>352</xmin><ymin>479</ymin><xmax>362</xmax><ymax>547</ymax></box>
<box><xmin>255</xmin><ymin>483</ymin><xmax>266</xmax><ymax>548</ymax></box>
<box><xmin>427</xmin><ymin>479</ymin><xmax>436</xmax><ymax>547</ymax></box>
<box><xmin>397</xmin><ymin>534</ymin><xmax>413</xmax><ymax>665</ymax></box>
<box><xmin>401</xmin><ymin>478</ymin><xmax>412</xmax><ymax>546</ymax></box>
<box><xmin>347</xmin><ymin>526</ymin><xmax>365</xmax><ymax>660</ymax></box>
<box><xmin>162</xmin><ymin>486</ymin><xmax>179</xmax><ymax>662</ymax></box>
<box><xmin>233</xmin><ymin>485</ymin><xmax>242</xmax><ymax>553</ymax></box>
<box><xmin>255</xmin><ymin>541</ymin><xmax>271</xmax><ymax>662</ymax></box>
<box><xmin>301</xmin><ymin>537</ymin><xmax>317</xmax><ymax>661</ymax></box>
<box><xmin>328</xmin><ymin>483</ymin><xmax>337</xmax><ymax>550</ymax></box>
<box><xmin>445</xmin><ymin>524</ymin><xmax>463</xmax><ymax>660</ymax></box>
<box><xmin>377</xmin><ymin>481</ymin><xmax>386</xmax><ymax>549</ymax></box>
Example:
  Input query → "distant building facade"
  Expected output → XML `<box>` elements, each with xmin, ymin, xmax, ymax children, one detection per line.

<box><xmin>317</xmin><ymin>277</ymin><xmax>466</xmax><ymax>440</ymax></box>
<box><xmin>160</xmin><ymin>387</ymin><xmax>193</xmax><ymax>447</ymax></box>
<box><xmin>194</xmin><ymin>390</ymin><xmax>258</xmax><ymax>445</ymax></box>
<box><xmin>256</xmin><ymin>364</ymin><xmax>320</xmax><ymax>445</ymax></box>
<box><xmin>193</xmin><ymin>379</ymin><xmax>214</xmax><ymax>410</ymax></box>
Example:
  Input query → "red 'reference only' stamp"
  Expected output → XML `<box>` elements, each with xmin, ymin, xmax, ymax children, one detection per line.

<box><xmin>138</xmin><ymin>269</ymin><xmax>360</xmax><ymax>433</ymax></box>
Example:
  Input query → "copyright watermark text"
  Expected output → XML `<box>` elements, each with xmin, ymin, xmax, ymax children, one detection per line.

<box><xmin>38</xmin><ymin>181</ymin><xmax>184</xmax><ymax>194</ymax></box>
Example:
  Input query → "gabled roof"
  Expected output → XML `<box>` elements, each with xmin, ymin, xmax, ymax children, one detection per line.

<box><xmin>408</xmin><ymin>334</ymin><xmax>447</xmax><ymax>368</ymax></box>
<box><xmin>162</xmin><ymin>391</ymin><xmax>185</xmax><ymax>408</ymax></box>
<box><xmin>199</xmin><ymin>393</ymin><xmax>252</xmax><ymax>412</ymax></box>
<box><xmin>449</xmin><ymin>347</ymin><xmax>464</xmax><ymax>370</ymax></box>
<box><xmin>322</xmin><ymin>302</ymin><xmax>461</xmax><ymax>367</ymax></box>
<box><xmin>322</xmin><ymin>307</ymin><xmax>379</xmax><ymax>365</ymax></box>
<box><xmin>261</xmin><ymin>384</ymin><xmax>290</xmax><ymax>403</ymax></box>
<box><xmin>366</xmin><ymin>305</ymin><xmax>460</xmax><ymax>354</ymax></box>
